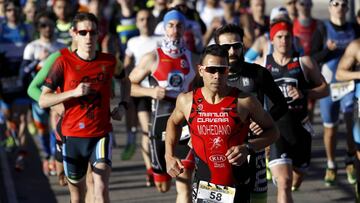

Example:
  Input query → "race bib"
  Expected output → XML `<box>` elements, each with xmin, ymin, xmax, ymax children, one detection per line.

<box><xmin>330</xmin><ymin>80</ymin><xmax>355</xmax><ymax>102</ymax></box>
<box><xmin>161</xmin><ymin>125</ymin><xmax>190</xmax><ymax>141</ymax></box>
<box><xmin>197</xmin><ymin>180</ymin><xmax>236</xmax><ymax>203</ymax></box>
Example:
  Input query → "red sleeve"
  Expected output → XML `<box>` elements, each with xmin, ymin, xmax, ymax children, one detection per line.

<box><xmin>44</xmin><ymin>58</ymin><xmax>64</xmax><ymax>91</ymax></box>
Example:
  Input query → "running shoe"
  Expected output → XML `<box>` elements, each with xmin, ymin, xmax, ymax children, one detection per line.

<box><xmin>345</xmin><ymin>163</ymin><xmax>357</xmax><ymax>185</ymax></box>
<box><xmin>121</xmin><ymin>143</ymin><xmax>136</xmax><ymax>160</ymax></box>
<box><xmin>291</xmin><ymin>186</ymin><xmax>299</xmax><ymax>192</ymax></box>
<box><xmin>27</xmin><ymin>122</ymin><xmax>37</xmax><ymax>136</ymax></box>
<box><xmin>146</xmin><ymin>168</ymin><xmax>154</xmax><ymax>187</ymax></box>
<box><xmin>266</xmin><ymin>158</ymin><xmax>272</xmax><ymax>181</ymax></box>
<box><xmin>324</xmin><ymin>168</ymin><xmax>337</xmax><ymax>186</ymax></box>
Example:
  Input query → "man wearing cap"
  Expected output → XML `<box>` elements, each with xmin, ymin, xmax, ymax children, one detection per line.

<box><xmin>266</xmin><ymin>19</ymin><xmax>328</xmax><ymax>202</ymax></box>
<box><xmin>129</xmin><ymin>9</ymin><xmax>197</xmax><ymax>202</ymax></box>
<box><xmin>311</xmin><ymin>0</ymin><xmax>359</xmax><ymax>186</ymax></box>
<box><xmin>213</xmin><ymin>24</ymin><xmax>288</xmax><ymax>203</ymax></box>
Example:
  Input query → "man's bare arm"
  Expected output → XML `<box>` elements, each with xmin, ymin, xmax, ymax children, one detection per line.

<box><xmin>165</xmin><ymin>92</ymin><xmax>192</xmax><ymax>177</ymax></box>
<box><xmin>301</xmin><ymin>56</ymin><xmax>329</xmax><ymax>99</ymax></box>
<box><xmin>336</xmin><ymin>40</ymin><xmax>360</xmax><ymax>81</ymax></box>
<box><xmin>244</xmin><ymin>95</ymin><xmax>280</xmax><ymax>150</ymax></box>
<box><xmin>129</xmin><ymin>52</ymin><xmax>165</xmax><ymax>99</ymax></box>
<box><xmin>39</xmin><ymin>82</ymin><xmax>90</xmax><ymax>108</ymax></box>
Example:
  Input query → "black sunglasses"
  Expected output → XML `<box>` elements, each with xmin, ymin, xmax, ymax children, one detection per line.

<box><xmin>76</xmin><ymin>29</ymin><xmax>98</xmax><ymax>36</ymax></box>
<box><xmin>203</xmin><ymin>66</ymin><xmax>229</xmax><ymax>74</ymax></box>
<box><xmin>220</xmin><ymin>42</ymin><xmax>243</xmax><ymax>51</ymax></box>
<box><xmin>330</xmin><ymin>1</ymin><xmax>347</xmax><ymax>8</ymax></box>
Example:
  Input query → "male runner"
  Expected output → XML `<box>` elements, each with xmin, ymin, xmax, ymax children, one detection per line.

<box><xmin>124</xmin><ymin>8</ymin><xmax>162</xmax><ymax>186</ymax></box>
<box><xmin>266</xmin><ymin>19</ymin><xmax>328</xmax><ymax>202</ymax></box>
<box><xmin>311</xmin><ymin>0</ymin><xmax>358</xmax><ymax>186</ymax></box>
<box><xmin>336</xmin><ymin>38</ymin><xmax>360</xmax><ymax>201</ymax></box>
<box><xmin>39</xmin><ymin>12</ymin><xmax>128</xmax><ymax>203</ymax></box>
<box><xmin>21</xmin><ymin>11</ymin><xmax>65</xmax><ymax>176</ymax></box>
<box><xmin>165</xmin><ymin>44</ymin><xmax>279</xmax><ymax>203</ymax></box>
<box><xmin>129</xmin><ymin>9</ymin><xmax>197</xmax><ymax>203</ymax></box>
<box><xmin>214</xmin><ymin>24</ymin><xmax>288</xmax><ymax>203</ymax></box>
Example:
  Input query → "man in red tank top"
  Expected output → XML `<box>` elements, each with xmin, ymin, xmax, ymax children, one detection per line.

<box><xmin>165</xmin><ymin>44</ymin><xmax>279</xmax><ymax>203</ymax></box>
<box><xmin>39</xmin><ymin>13</ymin><xmax>129</xmax><ymax>203</ymax></box>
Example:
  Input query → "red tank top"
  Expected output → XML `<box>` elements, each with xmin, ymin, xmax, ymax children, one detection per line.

<box><xmin>152</xmin><ymin>48</ymin><xmax>195</xmax><ymax>99</ymax></box>
<box><xmin>293</xmin><ymin>18</ymin><xmax>317</xmax><ymax>55</ymax></box>
<box><xmin>45</xmin><ymin>49</ymin><xmax>115</xmax><ymax>137</ymax></box>
<box><xmin>188</xmin><ymin>88</ymin><xmax>249</xmax><ymax>186</ymax></box>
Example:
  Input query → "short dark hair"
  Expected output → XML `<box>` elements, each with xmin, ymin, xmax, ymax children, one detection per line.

<box><xmin>200</xmin><ymin>44</ymin><xmax>229</xmax><ymax>64</ymax></box>
<box><xmin>72</xmin><ymin>12</ymin><xmax>98</xmax><ymax>30</ymax></box>
<box><xmin>214</xmin><ymin>24</ymin><xmax>244</xmax><ymax>44</ymax></box>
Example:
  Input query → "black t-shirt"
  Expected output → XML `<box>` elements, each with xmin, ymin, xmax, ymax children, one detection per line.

<box><xmin>227</xmin><ymin>61</ymin><xmax>288</xmax><ymax>121</ymax></box>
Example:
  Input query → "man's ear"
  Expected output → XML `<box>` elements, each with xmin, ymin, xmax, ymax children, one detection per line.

<box><xmin>197</xmin><ymin>64</ymin><xmax>204</xmax><ymax>77</ymax></box>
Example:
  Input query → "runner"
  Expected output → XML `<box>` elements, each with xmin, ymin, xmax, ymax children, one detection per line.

<box><xmin>129</xmin><ymin>9</ymin><xmax>197</xmax><ymax>202</ymax></box>
<box><xmin>214</xmin><ymin>23</ymin><xmax>288</xmax><ymax>203</ymax></box>
<box><xmin>335</xmin><ymin>38</ymin><xmax>360</xmax><ymax>202</ymax></box>
<box><xmin>39</xmin><ymin>12</ymin><xmax>128</xmax><ymax>203</ymax></box>
<box><xmin>165</xmin><ymin>44</ymin><xmax>279</xmax><ymax>203</ymax></box>
<box><xmin>266</xmin><ymin>19</ymin><xmax>328</xmax><ymax>202</ymax></box>
<box><xmin>21</xmin><ymin>11</ymin><xmax>65</xmax><ymax>176</ymax></box>
<box><xmin>311</xmin><ymin>0</ymin><xmax>358</xmax><ymax>186</ymax></box>
<box><xmin>124</xmin><ymin>8</ymin><xmax>162</xmax><ymax>186</ymax></box>
<box><xmin>0</xmin><ymin>1</ymin><xmax>32</xmax><ymax>171</ymax></box>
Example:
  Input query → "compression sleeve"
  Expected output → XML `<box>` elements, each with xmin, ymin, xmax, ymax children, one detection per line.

<box><xmin>261</xmin><ymin>67</ymin><xmax>288</xmax><ymax>121</ymax></box>
<box><xmin>244</xmin><ymin>48</ymin><xmax>260</xmax><ymax>63</ymax></box>
<box><xmin>27</xmin><ymin>51</ymin><xmax>61</xmax><ymax>101</ymax></box>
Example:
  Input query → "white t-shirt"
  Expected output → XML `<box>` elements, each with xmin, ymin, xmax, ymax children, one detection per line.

<box><xmin>125</xmin><ymin>35</ymin><xmax>162</xmax><ymax>66</ymax></box>
<box><xmin>125</xmin><ymin>35</ymin><xmax>162</xmax><ymax>88</ymax></box>
<box><xmin>23</xmin><ymin>39</ymin><xmax>65</xmax><ymax>67</ymax></box>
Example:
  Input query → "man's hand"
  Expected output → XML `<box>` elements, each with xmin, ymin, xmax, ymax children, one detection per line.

<box><xmin>225</xmin><ymin>145</ymin><xmax>249</xmax><ymax>166</ymax></box>
<box><xmin>72</xmin><ymin>82</ymin><xmax>92</xmax><ymax>97</ymax></box>
<box><xmin>111</xmin><ymin>105</ymin><xmax>126</xmax><ymax>121</ymax></box>
<box><xmin>287</xmin><ymin>85</ymin><xmax>303</xmax><ymax>100</ymax></box>
<box><xmin>165</xmin><ymin>155</ymin><xmax>184</xmax><ymax>178</ymax></box>
<box><xmin>250</xmin><ymin>121</ymin><xmax>263</xmax><ymax>135</ymax></box>
<box><xmin>152</xmin><ymin>86</ymin><xmax>166</xmax><ymax>100</ymax></box>
<box><xmin>50</xmin><ymin>103</ymin><xmax>65</xmax><ymax>117</ymax></box>
<box><xmin>326</xmin><ymin>40</ymin><xmax>337</xmax><ymax>51</ymax></box>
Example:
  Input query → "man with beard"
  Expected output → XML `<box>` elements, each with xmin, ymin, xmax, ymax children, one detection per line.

<box><xmin>214</xmin><ymin>24</ymin><xmax>288</xmax><ymax>203</ymax></box>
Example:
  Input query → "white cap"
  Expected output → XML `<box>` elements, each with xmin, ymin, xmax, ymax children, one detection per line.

<box><xmin>270</xmin><ymin>6</ymin><xmax>289</xmax><ymax>22</ymax></box>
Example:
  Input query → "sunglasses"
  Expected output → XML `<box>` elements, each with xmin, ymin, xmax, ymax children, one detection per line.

<box><xmin>203</xmin><ymin>65</ymin><xmax>229</xmax><ymax>74</ymax></box>
<box><xmin>220</xmin><ymin>42</ymin><xmax>243</xmax><ymax>51</ymax></box>
<box><xmin>75</xmin><ymin>29</ymin><xmax>98</xmax><ymax>36</ymax></box>
<box><xmin>330</xmin><ymin>1</ymin><xmax>347</xmax><ymax>8</ymax></box>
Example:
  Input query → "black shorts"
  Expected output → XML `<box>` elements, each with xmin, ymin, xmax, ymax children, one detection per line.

<box><xmin>150</xmin><ymin>137</ymin><xmax>194</xmax><ymax>182</ymax></box>
<box><xmin>133</xmin><ymin>97</ymin><xmax>151</xmax><ymax>112</ymax></box>
<box><xmin>62</xmin><ymin>133</ymin><xmax>113</xmax><ymax>181</ymax></box>
<box><xmin>269</xmin><ymin>114</ymin><xmax>312</xmax><ymax>171</ymax></box>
